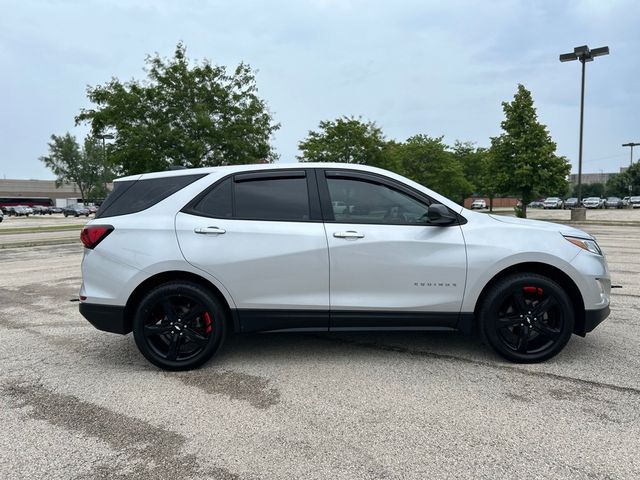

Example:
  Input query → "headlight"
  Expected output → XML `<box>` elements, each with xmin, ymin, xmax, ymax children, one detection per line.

<box><xmin>564</xmin><ymin>235</ymin><xmax>602</xmax><ymax>255</ymax></box>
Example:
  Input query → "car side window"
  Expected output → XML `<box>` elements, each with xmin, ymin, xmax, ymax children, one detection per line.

<box><xmin>234</xmin><ymin>176</ymin><xmax>310</xmax><ymax>221</ymax></box>
<box><xmin>326</xmin><ymin>177</ymin><xmax>430</xmax><ymax>225</ymax></box>
<box><xmin>192</xmin><ymin>177</ymin><xmax>233</xmax><ymax>218</ymax></box>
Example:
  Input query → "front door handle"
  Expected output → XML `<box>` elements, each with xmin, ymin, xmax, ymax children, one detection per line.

<box><xmin>194</xmin><ymin>226</ymin><xmax>226</xmax><ymax>235</ymax></box>
<box><xmin>333</xmin><ymin>230</ymin><xmax>364</xmax><ymax>239</ymax></box>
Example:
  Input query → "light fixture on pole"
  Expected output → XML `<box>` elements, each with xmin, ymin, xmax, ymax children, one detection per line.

<box><xmin>97</xmin><ymin>133</ymin><xmax>115</xmax><ymax>161</ymax></box>
<box><xmin>559</xmin><ymin>45</ymin><xmax>609</xmax><ymax>203</ymax></box>
<box><xmin>622</xmin><ymin>142</ymin><xmax>639</xmax><ymax>167</ymax></box>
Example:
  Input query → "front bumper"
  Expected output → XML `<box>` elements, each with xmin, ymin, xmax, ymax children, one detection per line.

<box><xmin>79</xmin><ymin>303</ymin><xmax>130</xmax><ymax>335</ymax></box>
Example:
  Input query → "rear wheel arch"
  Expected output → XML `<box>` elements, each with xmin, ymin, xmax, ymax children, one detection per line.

<box><xmin>473</xmin><ymin>262</ymin><xmax>586</xmax><ymax>336</ymax></box>
<box><xmin>124</xmin><ymin>271</ymin><xmax>235</xmax><ymax>335</ymax></box>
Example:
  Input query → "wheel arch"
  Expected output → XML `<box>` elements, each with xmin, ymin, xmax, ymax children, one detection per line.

<box><xmin>124</xmin><ymin>271</ymin><xmax>237</xmax><ymax>335</ymax></box>
<box><xmin>473</xmin><ymin>262</ymin><xmax>586</xmax><ymax>336</ymax></box>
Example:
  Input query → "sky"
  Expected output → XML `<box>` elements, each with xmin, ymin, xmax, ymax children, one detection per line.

<box><xmin>1</xmin><ymin>0</ymin><xmax>638</xmax><ymax>180</ymax></box>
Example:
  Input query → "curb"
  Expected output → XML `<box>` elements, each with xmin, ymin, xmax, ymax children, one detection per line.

<box><xmin>0</xmin><ymin>239</ymin><xmax>79</xmax><ymax>249</ymax></box>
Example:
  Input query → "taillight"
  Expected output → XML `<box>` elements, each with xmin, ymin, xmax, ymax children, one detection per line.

<box><xmin>81</xmin><ymin>225</ymin><xmax>114</xmax><ymax>249</ymax></box>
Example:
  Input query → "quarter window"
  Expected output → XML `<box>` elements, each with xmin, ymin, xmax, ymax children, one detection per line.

<box><xmin>192</xmin><ymin>178</ymin><xmax>233</xmax><ymax>218</ymax></box>
<box><xmin>326</xmin><ymin>177</ymin><xmax>430</xmax><ymax>225</ymax></box>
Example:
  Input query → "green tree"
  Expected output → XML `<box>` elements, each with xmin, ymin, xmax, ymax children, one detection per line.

<box><xmin>390</xmin><ymin>135</ymin><xmax>473</xmax><ymax>203</ymax></box>
<box><xmin>40</xmin><ymin>133</ymin><xmax>111</xmax><ymax>203</ymax></box>
<box><xmin>490</xmin><ymin>84</ymin><xmax>570</xmax><ymax>217</ymax></box>
<box><xmin>298</xmin><ymin>116</ymin><xmax>393</xmax><ymax>169</ymax></box>
<box><xmin>606</xmin><ymin>165</ymin><xmax>640</xmax><ymax>197</ymax></box>
<box><xmin>573</xmin><ymin>182</ymin><xmax>605</xmax><ymax>198</ymax></box>
<box><xmin>76</xmin><ymin>43</ymin><xmax>279</xmax><ymax>175</ymax></box>
<box><xmin>452</xmin><ymin>141</ymin><xmax>499</xmax><ymax>210</ymax></box>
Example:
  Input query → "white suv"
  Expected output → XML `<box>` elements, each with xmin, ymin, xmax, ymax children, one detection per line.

<box><xmin>79</xmin><ymin>164</ymin><xmax>611</xmax><ymax>370</ymax></box>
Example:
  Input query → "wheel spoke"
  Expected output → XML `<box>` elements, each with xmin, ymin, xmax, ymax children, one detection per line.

<box><xmin>182</xmin><ymin>307</ymin><xmax>206</xmax><ymax>325</ymax></box>
<box><xmin>166</xmin><ymin>334</ymin><xmax>182</xmax><ymax>360</ymax></box>
<box><xmin>532</xmin><ymin>297</ymin><xmax>557</xmax><ymax>317</ymax></box>
<box><xmin>497</xmin><ymin>315</ymin><xmax>522</xmax><ymax>328</ymax></box>
<box><xmin>144</xmin><ymin>324</ymin><xmax>172</xmax><ymax>337</ymax></box>
<box><xmin>512</xmin><ymin>291</ymin><xmax>528</xmax><ymax>314</ymax></box>
<box><xmin>516</xmin><ymin>326</ymin><xmax>530</xmax><ymax>353</ymax></box>
<box><xmin>532</xmin><ymin>322</ymin><xmax>560</xmax><ymax>339</ymax></box>
<box><xmin>183</xmin><ymin>327</ymin><xmax>209</xmax><ymax>346</ymax></box>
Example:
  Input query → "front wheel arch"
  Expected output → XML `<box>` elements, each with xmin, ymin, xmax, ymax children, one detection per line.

<box><xmin>473</xmin><ymin>262</ymin><xmax>586</xmax><ymax>336</ymax></box>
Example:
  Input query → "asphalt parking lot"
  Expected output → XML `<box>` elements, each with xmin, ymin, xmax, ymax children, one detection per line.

<box><xmin>1</xmin><ymin>221</ymin><xmax>639</xmax><ymax>479</ymax></box>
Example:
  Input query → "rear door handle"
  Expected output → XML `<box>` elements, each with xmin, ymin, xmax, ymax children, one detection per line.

<box><xmin>194</xmin><ymin>226</ymin><xmax>226</xmax><ymax>235</ymax></box>
<box><xmin>333</xmin><ymin>230</ymin><xmax>364</xmax><ymax>239</ymax></box>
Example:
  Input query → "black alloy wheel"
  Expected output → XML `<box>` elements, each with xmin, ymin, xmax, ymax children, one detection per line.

<box><xmin>479</xmin><ymin>273</ymin><xmax>574</xmax><ymax>363</ymax></box>
<box><xmin>133</xmin><ymin>282</ymin><xmax>226</xmax><ymax>371</ymax></box>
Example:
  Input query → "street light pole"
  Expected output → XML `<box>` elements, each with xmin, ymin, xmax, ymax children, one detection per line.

<box><xmin>560</xmin><ymin>45</ymin><xmax>609</xmax><ymax>205</ymax></box>
<box><xmin>622</xmin><ymin>142</ymin><xmax>639</xmax><ymax>167</ymax></box>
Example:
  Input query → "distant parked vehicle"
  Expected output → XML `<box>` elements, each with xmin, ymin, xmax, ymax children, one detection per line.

<box><xmin>62</xmin><ymin>204</ymin><xmax>90</xmax><ymax>217</ymax></box>
<box><xmin>50</xmin><ymin>206</ymin><xmax>63</xmax><ymax>213</ymax></box>
<box><xmin>563</xmin><ymin>198</ymin><xmax>579</xmax><ymax>209</ymax></box>
<box><xmin>470</xmin><ymin>199</ymin><xmax>487</xmax><ymax>209</ymax></box>
<box><xmin>528</xmin><ymin>200</ymin><xmax>545</xmax><ymax>209</ymax></box>
<box><xmin>32</xmin><ymin>205</ymin><xmax>53</xmax><ymax>215</ymax></box>
<box><xmin>87</xmin><ymin>205</ymin><xmax>98</xmax><ymax>214</ymax></box>
<box><xmin>12</xmin><ymin>206</ymin><xmax>31</xmax><ymax>217</ymax></box>
<box><xmin>582</xmin><ymin>197</ymin><xmax>604</xmax><ymax>209</ymax></box>
<box><xmin>0</xmin><ymin>210</ymin><xmax>3</xmax><ymax>223</ymax></box>
<box><xmin>543</xmin><ymin>197</ymin><xmax>564</xmax><ymax>209</ymax></box>
<box><xmin>622</xmin><ymin>197</ymin><xmax>630</xmax><ymax>207</ymax></box>
<box><xmin>630</xmin><ymin>196</ymin><xmax>640</xmax><ymax>208</ymax></box>
<box><xmin>604</xmin><ymin>197</ymin><xmax>623</xmax><ymax>209</ymax></box>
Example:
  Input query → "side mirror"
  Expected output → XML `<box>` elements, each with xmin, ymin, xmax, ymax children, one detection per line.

<box><xmin>426</xmin><ymin>204</ymin><xmax>457</xmax><ymax>225</ymax></box>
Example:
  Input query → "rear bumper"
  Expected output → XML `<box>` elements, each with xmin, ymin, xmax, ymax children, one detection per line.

<box><xmin>579</xmin><ymin>305</ymin><xmax>610</xmax><ymax>336</ymax></box>
<box><xmin>79</xmin><ymin>303</ymin><xmax>130</xmax><ymax>335</ymax></box>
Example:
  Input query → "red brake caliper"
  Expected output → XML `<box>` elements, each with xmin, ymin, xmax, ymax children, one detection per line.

<box><xmin>523</xmin><ymin>286</ymin><xmax>544</xmax><ymax>296</ymax></box>
<box><xmin>203</xmin><ymin>312</ymin><xmax>213</xmax><ymax>334</ymax></box>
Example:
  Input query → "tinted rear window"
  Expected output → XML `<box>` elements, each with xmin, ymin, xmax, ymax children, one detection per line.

<box><xmin>96</xmin><ymin>174</ymin><xmax>206</xmax><ymax>218</ymax></box>
<box><xmin>234</xmin><ymin>177</ymin><xmax>310</xmax><ymax>221</ymax></box>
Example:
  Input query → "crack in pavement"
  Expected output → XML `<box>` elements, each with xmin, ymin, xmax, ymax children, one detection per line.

<box><xmin>316</xmin><ymin>335</ymin><xmax>640</xmax><ymax>397</ymax></box>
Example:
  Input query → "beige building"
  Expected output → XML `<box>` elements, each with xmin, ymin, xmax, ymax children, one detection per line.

<box><xmin>0</xmin><ymin>179</ymin><xmax>84</xmax><ymax>202</ymax></box>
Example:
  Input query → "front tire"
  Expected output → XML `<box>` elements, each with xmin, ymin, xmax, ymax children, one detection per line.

<box><xmin>479</xmin><ymin>273</ymin><xmax>574</xmax><ymax>363</ymax></box>
<box><xmin>133</xmin><ymin>282</ymin><xmax>226</xmax><ymax>371</ymax></box>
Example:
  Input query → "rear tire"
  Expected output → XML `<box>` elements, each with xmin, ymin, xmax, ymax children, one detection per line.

<box><xmin>479</xmin><ymin>273</ymin><xmax>574</xmax><ymax>363</ymax></box>
<box><xmin>133</xmin><ymin>281</ymin><xmax>226</xmax><ymax>371</ymax></box>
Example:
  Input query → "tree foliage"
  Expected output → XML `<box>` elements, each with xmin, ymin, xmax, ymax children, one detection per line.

<box><xmin>389</xmin><ymin>135</ymin><xmax>473</xmax><ymax>203</ymax></box>
<box><xmin>606</xmin><ymin>164</ymin><xmax>640</xmax><ymax>197</ymax></box>
<box><xmin>490</xmin><ymin>84</ymin><xmax>570</xmax><ymax>217</ymax></box>
<box><xmin>76</xmin><ymin>43</ymin><xmax>279</xmax><ymax>175</ymax></box>
<box><xmin>40</xmin><ymin>133</ymin><xmax>111</xmax><ymax>202</ymax></box>
<box><xmin>298</xmin><ymin>116</ymin><xmax>390</xmax><ymax>168</ymax></box>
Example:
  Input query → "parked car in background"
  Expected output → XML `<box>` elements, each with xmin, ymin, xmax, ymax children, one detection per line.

<box><xmin>604</xmin><ymin>197</ymin><xmax>623</xmax><ymax>209</ymax></box>
<box><xmin>528</xmin><ymin>200</ymin><xmax>545</xmax><ymax>209</ymax></box>
<box><xmin>32</xmin><ymin>205</ymin><xmax>53</xmax><ymax>215</ymax></box>
<box><xmin>543</xmin><ymin>197</ymin><xmax>564</xmax><ymax>209</ymax></box>
<box><xmin>622</xmin><ymin>197</ymin><xmax>630</xmax><ymax>207</ymax></box>
<box><xmin>87</xmin><ymin>205</ymin><xmax>98</xmax><ymax>214</ymax></box>
<box><xmin>564</xmin><ymin>198</ymin><xmax>579</xmax><ymax>209</ymax></box>
<box><xmin>62</xmin><ymin>204</ymin><xmax>90</xmax><ymax>217</ymax></box>
<box><xmin>630</xmin><ymin>196</ymin><xmax>640</xmax><ymax>208</ymax></box>
<box><xmin>470</xmin><ymin>199</ymin><xmax>487</xmax><ymax>209</ymax></box>
<box><xmin>0</xmin><ymin>210</ymin><xmax>3</xmax><ymax>223</ymax></box>
<box><xmin>50</xmin><ymin>206</ymin><xmax>63</xmax><ymax>213</ymax></box>
<box><xmin>582</xmin><ymin>197</ymin><xmax>604</xmax><ymax>209</ymax></box>
<box><xmin>12</xmin><ymin>206</ymin><xmax>31</xmax><ymax>217</ymax></box>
